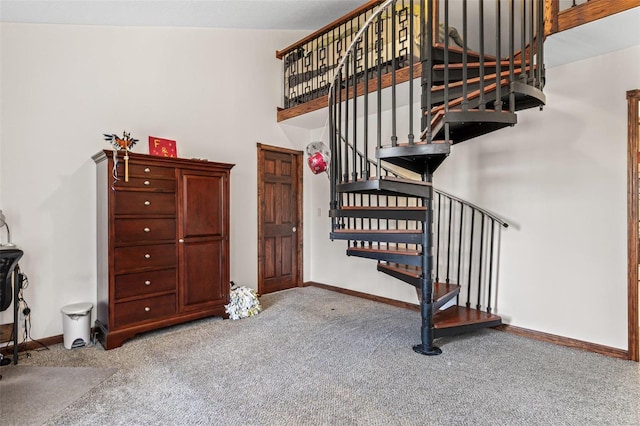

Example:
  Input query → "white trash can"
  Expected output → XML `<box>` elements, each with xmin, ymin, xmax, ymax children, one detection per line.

<box><xmin>60</xmin><ymin>302</ymin><xmax>93</xmax><ymax>349</ymax></box>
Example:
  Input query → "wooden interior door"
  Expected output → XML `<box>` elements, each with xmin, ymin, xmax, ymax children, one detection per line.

<box><xmin>257</xmin><ymin>144</ymin><xmax>303</xmax><ymax>294</ymax></box>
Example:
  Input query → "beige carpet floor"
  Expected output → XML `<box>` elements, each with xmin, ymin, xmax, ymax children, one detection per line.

<box><xmin>0</xmin><ymin>365</ymin><xmax>116</xmax><ymax>425</ymax></box>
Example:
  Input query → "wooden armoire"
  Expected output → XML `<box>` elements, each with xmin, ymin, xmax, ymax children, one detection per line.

<box><xmin>92</xmin><ymin>150</ymin><xmax>233</xmax><ymax>349</ymax></box>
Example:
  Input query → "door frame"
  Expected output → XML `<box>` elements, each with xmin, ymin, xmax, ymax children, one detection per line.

<box><xmin>257</xmin><ymin>143</ymin><xmax>304</xmax><ymax>295</ymax></box>
<box><xmin>627</xmin><ymin>89</ymin><xmax>639</xmax><ymax>362</ymax></box>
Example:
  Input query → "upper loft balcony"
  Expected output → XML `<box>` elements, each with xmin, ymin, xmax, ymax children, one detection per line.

<box><xmin>275</xmin><ymin>0</ymin><xmax>639</xmax><ymax>126</ymax></box>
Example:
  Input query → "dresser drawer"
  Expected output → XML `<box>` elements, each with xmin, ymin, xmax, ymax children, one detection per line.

<box><xmin>114</xmin><ymin>243</ymin><xmax>176</xmax><ymax>273</ymax></box>
<box><xmin>117</xmin><ymin>162</ymin><xmax>175</xmax><ymax>179</ymax></box>
<box><xmin>113</xmin><ymin>176</ymin><xmax>176</xmax><ymax>191</ymax></box>
<box><xmin>114</xmin><ymin>268</ymin><xmax>176</xmax><ymax>300</ymax></box>
<box><xmin>114</xmin><ymin>293</ymin><xmax>176</xmax><ymax>328</ymax></box>
<box><xmin>114</xmin><ymin>192</ymin><xmax>176</xmax><ymax>215</ymax></box>
<box><xmin>114</xmin><ymin>218</ymin><xmax>176</xmax><ymax>243</ymax></box>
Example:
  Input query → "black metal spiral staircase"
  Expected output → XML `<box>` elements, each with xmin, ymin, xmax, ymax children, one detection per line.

<box><xmin>327</xmin><ymin>0</ymin><xmax>546</xmax><ymax>355</ymax></box>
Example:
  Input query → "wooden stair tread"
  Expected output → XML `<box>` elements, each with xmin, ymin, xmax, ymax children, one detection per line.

<box><xmin>340</xmin><ymin>206</ymin><xmax>426</xmax><ymax>211</ymax></box>
<box><xmin>348</xmin><ymin>245</ymin><xmax>421</xmax><ymax>256</ymax></box>
<box><xmin>380</xmin><ymin>140</ymin><xmax>449</xmax><ymax>148</ymax></box>
<box><xmin>378</xmin><ymin>263</ymin><xmax>459</xmax><ymax>299</ymax></box>
<box><xmin>429</xmin><ymin>78</ymin><xmax>509</xmax><ymax>115</ymax></box>
<box><xmin>433</xmin><ymin>42</ymin><xmax>496</xmax><ymax>61</ymax></box>
<box><xmin>431</xmin><ymin>66</ymin><xmax>531</xmax><ymax>92</ymax></box>
<box><xmin>433</xmin><ymin>60</ymin><xmax>526</xmax><ymax>71</ymax></box>
<box><xmin>334</xmin><ymin>229</ymin><xmax>422</xmax><ymax>234</ymax></box>
<box><xmin>340</xmin><ymin>176</ymin><xmax>432</xmax><ymax>186</ymax></box>
<box><xmin>433</xmin><ymin>305</ymin><xmax>501</xmax><ymax>329</ymax></box>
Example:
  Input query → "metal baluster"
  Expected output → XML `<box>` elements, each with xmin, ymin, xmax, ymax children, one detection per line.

<box><xmin>377</xmin><ymin>15</ymin><xmax>383</xmax><ymax>178</ymax></box>
<box><xmin>446</xmin><ymin>196</ymin><xmax>453</xmax><ymax>283</ymax></box>
<box><xmin>537</xmin><ymin>0</ymin><xmax>544</xmax><ymax>90</ymax></box>
<box><xmin>509</xmin><ymin>0</ymin><xmax>515</xmax><ymax>113</ymax></box>
<box><xmin>457</xmin><ymin>201</ymin><xmax>464</xmax><ymax>287</ymax></box>
<box><xmin>528</xmin><ymin>0</ymin><xmax>535</xmax><ymax>86</ymax></box>
<box><xmin>462</xmin><ymin>0</ymin><xmax>469</xmax><ymax>111</ymax></box>
<box><xmin>494</xmin><ymin>0</ymin><xmax>503</xmax><ymax>112</ymax></box>
<box><xmin>364</xmin><ymin>29</ymin><xmax>370</xmax><ymax>179</ymax></box>
<box><xmin>435</xmin><ymin>193</ymin><xmax>441</xmax><ymax>282</ymax></box>
<box><xmin>466</xmin><ymin>209</ymin><xmax>475</xmax><ymax>308</ymax></box>
<box><xmin>478</xmin><ymin>0</ymin><xmax>486</xmax><ymax>111</ymax></box>
<box><xmin>408</xmin><ymin>0</ymin><xmax>415</xmax><ymax>145</ymax></box>
<box><xmin>344</xmin><ymin>56</ymin><xmax>350</xmax><ymax>182</ymax></box>
<box><xmin>520</xmin><ymin>0</ymin><xmax>526</xmax><ymax>79</ymax></box>
<box><xmin>337</xmin><ymin>67</ymin><xmax>343</xmax><ymax>183</ymax></box>
<box><xmin>476</xmin><ymin>213</ymin><xmax>485</xmax><ymax>311</ymax></box>
<box><xmin>487</xmin><ymin>220</ymin><xmax>495</xmax><ymax>313</ymax></box>
<box><xmin>444</xmin><ymin>0</ymin><xmax>451</xmax><ymax>142</ymax></box>
<box><xmin>352</xmin><ymin>40</ymin><xmax>358</xmax><ymax>182</ymax></box>
<box><xmin>391</xmin><ymin>0</ymin><xmax>398</xmax><ymax>147</ymax></box>
<box><xmin>422</xmin><ymin>0</ymin><xmax>433</xmax><ymax>143</ymax></box>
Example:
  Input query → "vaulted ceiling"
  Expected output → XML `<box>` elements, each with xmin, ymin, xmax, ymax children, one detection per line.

<box><xmin>0</xmin><ymin>0</ymin><xmax>370</xmax><ymax>30</ymax></box>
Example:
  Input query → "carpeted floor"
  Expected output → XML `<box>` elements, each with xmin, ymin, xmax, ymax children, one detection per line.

<box><xmin>0</xmin><ymin>366</ymin><xmax>116</xmax><ymax>425</ymax></box>
<box><xmin>7</xmin><ymin>286</ymin><xmax>640</xmax><ymax>425</ymax></box>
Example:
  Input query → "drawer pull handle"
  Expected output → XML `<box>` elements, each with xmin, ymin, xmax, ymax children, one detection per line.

<box><xmin>144</xmin><ymin>168</ymin><xmax>150</xmax><ymax>173</ymax></box>
<box><xmin>144</xmin><ymin>307</ymin><xmax>151</xmax><ymax>312</ymax></box>
<box><xmin>144</xmin><ymin>254</ymin><xmax>151</xmax><ymax>259</ymax></box>
<box><xmin>179</xmin><ymin>239</ymin><xmax>184</xmax><ymax>243</ymax></box>
<box><xmin>144</xmin><ymin>180</ymin><xmax>150</xmax><ymax>186</ymax></box>
<box><xmin>144</xmin><ymin>201</ymin><xmax>151</xmax><ymax>206</ymax></box>
<box><xmin>144</xmin><ymin>280</ymin><xmax>151</xmax><ymax>286</ymax></box>
<box><xmin>144</xmin><ymin>227</ymin><xmax>150</xmax><ymax>233</ymax></box>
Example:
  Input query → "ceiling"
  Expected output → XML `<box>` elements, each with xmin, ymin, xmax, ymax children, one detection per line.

<box><xmin>0</xmin><ymin>0</ymin><xmax>371</xmax><ymax>31</ymax></box>
<box><xmin>1</xmin><ymin>1</ymin><xmax>638</xmax><ymax>67</ymax></box>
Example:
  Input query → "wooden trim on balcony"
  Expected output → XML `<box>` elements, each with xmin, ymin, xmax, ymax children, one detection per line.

<box><xmin>547</xmin><ymin>0</ymin><xmax>640</xmax><ymax>36</ymax></box>
<box><xmin>627</xmin><ymin>89</ymin><xmax>640</xmax><ymax>362</ymax></box>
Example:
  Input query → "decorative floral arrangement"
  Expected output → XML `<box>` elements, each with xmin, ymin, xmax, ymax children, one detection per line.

<box><xmin>224</xmin><ymin>282</ymin><xmax>262</xmax><ymax>320</ymax></box>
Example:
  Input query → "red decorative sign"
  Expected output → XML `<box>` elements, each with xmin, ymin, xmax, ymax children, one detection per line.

<box><xmin>148</xmin><ymin>136</ymin><xmax>177</xmax><ymax>158</ymax></box>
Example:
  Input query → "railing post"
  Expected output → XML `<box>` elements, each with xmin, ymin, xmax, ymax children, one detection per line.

<box><xmin>408</xmin><ymin>0</ymin><xmax>415</xmax><ymax>145</ymax></box>
<box><xmin>421</xmin><ymin>0</ymin><xmax>434</xmax><ymax>143</ymax></box>
<box><xmin>414</xmin><ymin>166</ymin><xmax>441</xmax><ymax>356</ymax></box>
<box><xmin>494</xmin><ymin>0</ymin><xmax>503</xmax><ymax>112</ymax></box>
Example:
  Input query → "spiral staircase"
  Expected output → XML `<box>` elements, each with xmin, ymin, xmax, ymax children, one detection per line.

<box><xmin>325</xmin><ymin>0</ymin><xmax>546</xmax><ymax>355</ymax></box>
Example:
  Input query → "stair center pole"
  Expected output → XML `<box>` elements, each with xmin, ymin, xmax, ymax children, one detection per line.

<box><xmin>413</xmin><ymin>166</ymin><xmax>442</xmax><ymax>355</ymax></box>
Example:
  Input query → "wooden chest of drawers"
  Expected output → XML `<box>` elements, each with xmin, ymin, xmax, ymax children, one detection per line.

<box><xmin>93</xmin><ymin>150</ymin><xmax>234</xmax><ymax>349</ymax></box>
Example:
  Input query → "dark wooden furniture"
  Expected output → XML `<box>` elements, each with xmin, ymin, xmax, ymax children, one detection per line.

<box><xmin>93</xmin><ymin>150</ymin><xmax>233</xmax><ymax>349</ymax></box>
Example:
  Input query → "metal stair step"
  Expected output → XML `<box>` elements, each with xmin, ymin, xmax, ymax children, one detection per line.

<box><xmin>330</xmin><ymin>206</ymin><xmax>427</xmax><ymax>221</ymax></box>
<box><xmin>331</xmin><ymin>229</ymin><xmax>423</xmax><ymax>244</ymax></box>
<box><xmin>377</xmin><ymin>262</ymin><xmax>460</xmax><ymax>310</ymax></box>
<box><xmin>432</xmin><ymin>42</ymin><xmax>496</xmax><ymax>65</ymax></box>
<box><xmin>432</xmin><ymin>60</ymin><xmax>528</xmax><ymax>84</ymax></box>
<box><xmin>336</xmin><ymin>176</ymin><xmax>433</xmax><ymax>198</ymax></box>
<box><xmin>433</xmin><ymin>305</ymin><xmax>502</xmax><ymax>337</ymax></box>
<box><xmin>346</xmin><ymin>245</ymin><xmax>422</xmax><ymax>266</ymax></box>
<box><xmin>431</xmin><ymin>66</ymin><xmax>531</xmax><ymax>104</ymax></box>
<box><xmin>376</xmin><ymin>140</ymin><xmax>451</xmax><ymax>174</ymax></box>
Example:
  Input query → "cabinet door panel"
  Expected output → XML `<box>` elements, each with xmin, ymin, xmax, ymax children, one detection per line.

<box><xmin>181</xmin><ymin>173</ymin><xmax>224</xmax><ymax>239</ymax></box>
<box><xmin>181</xmin><ymin>240</ymin><xmax>225</xmax><ymax>310</ymax></box>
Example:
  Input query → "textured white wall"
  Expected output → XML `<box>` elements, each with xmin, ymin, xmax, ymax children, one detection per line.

<box><xmin>0</xmin><ymin>23</ymin><xmax>309</xmax><ymax>339</ymax></box>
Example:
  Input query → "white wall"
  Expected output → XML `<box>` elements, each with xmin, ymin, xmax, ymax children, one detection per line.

<box><xmin>307</xmin><ymin>44</ymin><xmax>639</xmax><ymax>349</ymax></box>
<box><xmin>0</xmin><ymin>23</ymin><xmax>310</xmax><ymax>339</ymax></box>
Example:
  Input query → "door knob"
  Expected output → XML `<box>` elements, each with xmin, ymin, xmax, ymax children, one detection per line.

<box><xmin>292</xmin><ymin>227</ymin><xmax>297</xmax><ymax>232</ymax></box>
